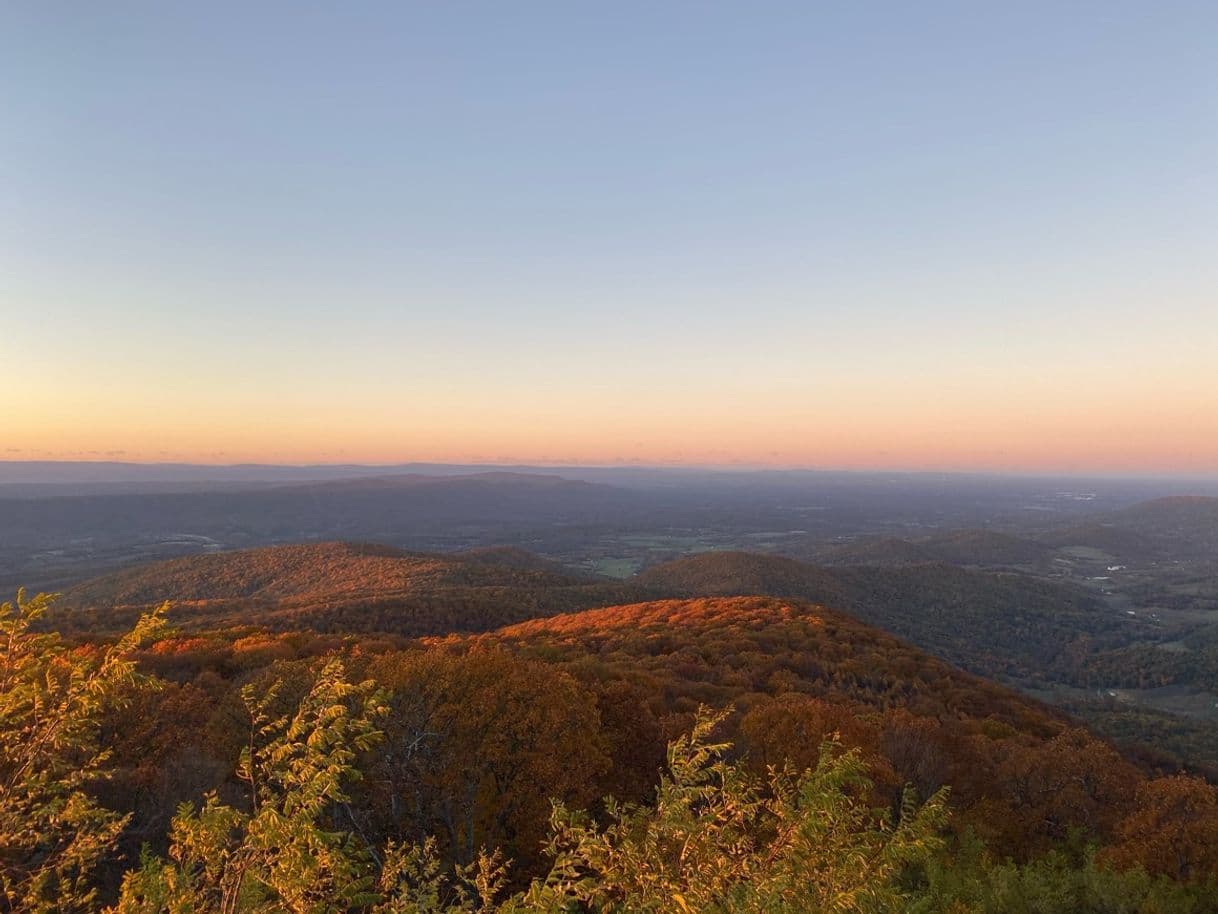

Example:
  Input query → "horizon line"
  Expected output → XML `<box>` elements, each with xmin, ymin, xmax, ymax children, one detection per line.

<box><xmin>3</xmin><ymin>457</ymin><xmax>1218</xmax><ymax>484</ymax></box>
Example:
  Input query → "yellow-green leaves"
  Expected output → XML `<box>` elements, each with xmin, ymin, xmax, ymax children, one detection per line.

<box><xmin>521</xmin><ymin>706</ymin><xmax>948</xmax><ymax>914</ymax></box>
<box><xmin>0</xmin><ymin>590</ymin><xmax>166</xmax><ymax>914</ymax></box>
<box><xmin>115</xmin><ymin>660</ymin><xmax>386</xmax><ymax>914</ymax></box>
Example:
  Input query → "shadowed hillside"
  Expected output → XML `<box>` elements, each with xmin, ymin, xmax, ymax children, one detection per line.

<box><xmin>74</xmin><ymin>543</ymin><xmax>1129</xmax><ymax>687</ymax></box>
<box><xmin>812</xmin><ymin>530</ymin><xmax>1052</xmax><ymax>568</ymax></box>
<box><xmin>635</xmin><ymin>543</ymin><xmax>1218</xmax><ymax>773</ymax></box>
<box><xmin>1106</xmin><ymin>495</ymin><xmax>1218</xmax><ymax>532</ymax></box>
<box><xmin>453</xmin><ymin>545</ymin><xmax>577</xmax><ymax>575</ymax></box>
<box><xmin>922</xmin><ymin>529</ymin><xmax>1054</xmax><ymax>566</ymax></box>
<box><xmin>1036</xmin><ymin>522</ymin><xmax>1166</xmax><ymax>560</ymax></box>
<box><xmin>1068</xmin><ymin>496</ymin><xmax>1218</xmax><ymax>559</ymax></box>
<box><xmin>635</xmin><ymin>551</ymin><xmax>854</xmax><ymax>606</ymax></box>
<box><xmin>813</xmin><ymin>535</ymin><xmax>941</xmax><ymax>566</ymax></box>
<box><xmin>60</xmin><ymin>541</ymin><xmax>654</xmax><ymax>637</ymax></box>
<box><xmin>638</xmin><ymin>552</ymin><xmax>1120</xmax><ymax>685</ymax></box>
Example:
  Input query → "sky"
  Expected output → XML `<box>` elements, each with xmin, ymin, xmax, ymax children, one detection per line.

<box><xmin>3</xmin><ymin>2</ymin><xmax>1216</xmax><ymax>473</ymax></box>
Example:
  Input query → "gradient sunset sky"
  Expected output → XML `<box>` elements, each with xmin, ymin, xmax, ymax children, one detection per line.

<box><xmin>4</xmin><ymin>2</ymin><xmax>1216</xmax><ymax>473</ymax></box>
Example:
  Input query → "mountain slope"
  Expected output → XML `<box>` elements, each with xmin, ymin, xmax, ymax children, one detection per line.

<box><xmin>478</xmin><ymin>595</ymin><xmax>1067</xmax><ymax>734</ymax></box>
<box><xmin>60</xmin><ymin>542</ymin><xmax>654</xmax><ymax>637</ymax></box>
<box><xmin>920</xmin><ymin>529</ymin><xmax>1053</xmax><ymax>566</ymax></box>
<box><xmin>637</xmin><ymin>552</ymin><xmax>1119</xmax><ymax>685</ymax></box>
<box><xmin>1106</xmin><ymin>495</ymin><xmax>1218</xmax><ymax>532</ymax></box>
<box><xmin>813</xmin><ymin>536</ymin><xmax>940</xmax><ymax>566</ymax></box>
<box><xmin>447</xmin><ymin>595</ymin><xmax>1187</xmax><ymax>859</ymax></box>
<box><xmin>811</xmin><ymin>530</ymin><xmax>1052</xmax><ymax>568</ymax></box>
<box><xmin>1092</xmin><ymin>496</ymin><xmax>1218</xmax><ymax>557</ymax></box>
<box><xmin>121</xmin><ymin>591</ymin><xmax>1164</xmax><ymax>878</ymax></box>
<box><xmin>453</xmin><ymin>545</ymin><xmax>576</xmax><ymax>575</ymax></box>
<box><xmin>636</xmin><ymin>551</ymin><xmax>853</xmax><ymax>606</ymax></box>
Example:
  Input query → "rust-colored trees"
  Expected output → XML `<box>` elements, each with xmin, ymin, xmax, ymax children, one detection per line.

<box><xmin>1104</xmin><ymin>773</ymin><xmax>1218</xmax><ymax>881</ymax></box>
<box><xmin>362</xmin><ymin>649</ymin><xmax>609</xmax><ymax>873</ymax></box>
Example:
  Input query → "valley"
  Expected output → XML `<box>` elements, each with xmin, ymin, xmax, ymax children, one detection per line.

<box><xmin>5</xmin><ymin>469</ymin><xmax>1218</xmax><ymax>909</ymax></box>
<box><xmin>31</xmin><ymin>476</ymin><xmax>1216</xmax><ymax>774</ymax></box>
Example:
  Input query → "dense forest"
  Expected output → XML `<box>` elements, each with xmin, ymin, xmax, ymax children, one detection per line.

<box><xmin>5</xmin><ymin>568</ymin><xmax>1218</xmax><ymax>913</ymax></box>
<box><xmin>53</xmin><ymin>543</ymin><xmax>655</xmax><ymax>641</ymax></box>
<box><xmin>636</xmin><ymin>551</ymin><xmax>1218</xmax><ymax>772</ymax></box>
<box><xmin>637</xmin><ymin>553</ymin><xmax>1119</xmax><ymax>684</ymax></box>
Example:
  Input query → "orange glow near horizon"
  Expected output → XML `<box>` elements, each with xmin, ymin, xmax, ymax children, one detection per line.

<box><xmin>7</xmin><ymin>276</ymin><xmax>1217</xmax><ymax>477</ymax></box>
<box><xmin>8</xmin><ymin>370</ymin><xmax>1218</xmax><ymax>475</ymax></box>
<box><xmin>7</xmin><ymin>2</ymin><xmax>1218</xmax><ymax>480</ymax></box>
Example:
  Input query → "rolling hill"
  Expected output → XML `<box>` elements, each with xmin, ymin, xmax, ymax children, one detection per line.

<box><xmin>1085</xmin><ymin>496</ymin><xmax>1218</xmax><ymax>558</ymax></box>
<box><xmin>60</xmin><ymin>541</ymin><xmax>653</xmax><ymax>637</ymax></box>
<box><xmin>800</xmin><ymin>497</ymin><xmax>1218</xmax><ymax>571</ymax></box>
<box><xmin>921</xmin><ymin>529</ymin><xmax>1054</xmax><ymax>566</ymax></box>
<box><xmin>435</xmin><ymin>595</ymin><xmax>1161</xmax><ymax>858</ymax></box>
<box><xmin>812</xmin><ymin>535</ymin><xmax>941</xmax><ymax>566</ymax></box>
<box><xmin>67</xmin><ymin>542</ymin><xmax>1126</xmax><ymax>687</ymax></box>
<box><xmin>811</xmin><ymin>529</ymin><xmax>1053</xmax><ymax>568</ymax></box>
<box><xmin>57</xmin><ymin>536</ymin><xmax>1217</xmax><ymax>774</ymax></box>
<box><xmin>635</xmin><ymin>551</ymin><xmax>854</xmax><ymax>606</ymax></box>
<box><xmin>1036</xmin><ymin>522</ymin><xmax>1166</xmax><ymax>561</ymax></box>
<box><xmin>1106</xmin><ymin>495</ymin><xmax>1218</xmax><ymax>531</ymax></box>
<box><xmin>476</xmin><ymin>595</ymin><xmax>1068</xmax><ymax>734</ymax></box>
<box><xmin>638</xmin><ymin>552</ymin><xmax>1121</xmax><ymax>685</ymax></box>
<box><xmin>110</xmin><ymin>590</ymin><xmax>1169</xmax><ymax>885</ymax></box>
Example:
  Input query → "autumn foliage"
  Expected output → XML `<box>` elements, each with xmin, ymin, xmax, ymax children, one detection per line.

<box><xmin>4</xmin><ymin>587</ymin><xmax>1218</xmax><ymax>912</ymax></box>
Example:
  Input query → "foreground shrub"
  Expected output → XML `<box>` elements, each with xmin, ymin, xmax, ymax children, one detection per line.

<box><xmin>0</xmin><ymin>590</ymin><xmax>164</xmax><ymax>913</ymax></box>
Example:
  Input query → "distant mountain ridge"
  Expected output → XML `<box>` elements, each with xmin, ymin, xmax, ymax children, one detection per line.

<box><xmin>793</xmin><ymin>496</ymin><xmax>1218</xmax><ymax>569</ymax></box>
<box><xmin>0</xmin><ymin>471</ymin><xmax>636</xmax><ymax>551</ymax></box>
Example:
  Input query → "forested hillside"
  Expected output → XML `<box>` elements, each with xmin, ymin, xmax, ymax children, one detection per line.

<box><xmin>57</xmin><ymin>542</ymin><xmax>653</xmax><ymax>638</ymax></box>
<box><xmin>5</xmin><ymin>585</ymin><xmax>1218</xmax><ymax>914</ymax></box>
<box><xmin>638</xmin><ymin>548</ymin><xmax>1218</xmax><ymax>772</ymax></box>
<box><xmin>638</xmin><ymin>553</ymin><xmax>1119</xmax><ymax>684</ymax></box>
<box><xmin>454</xmin><ymin>596</ymin><xmax>1140</xmax><ymax>857</ymax></box>
<box><xmin>7</xmin><ymin>535</ymin><xmax>1218</xmax><ymax>912</ymax></box>
<box><xmin>58</xmin><ymin>540</ymin><xmax>1218</xmax><ymax>775</ymax></box>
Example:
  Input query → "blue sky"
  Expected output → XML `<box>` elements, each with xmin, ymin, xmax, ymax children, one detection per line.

<box><xmin>3</xmin><ymin>2</ymin><xmax>1216</xmax><ymax>470</ymax></box>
